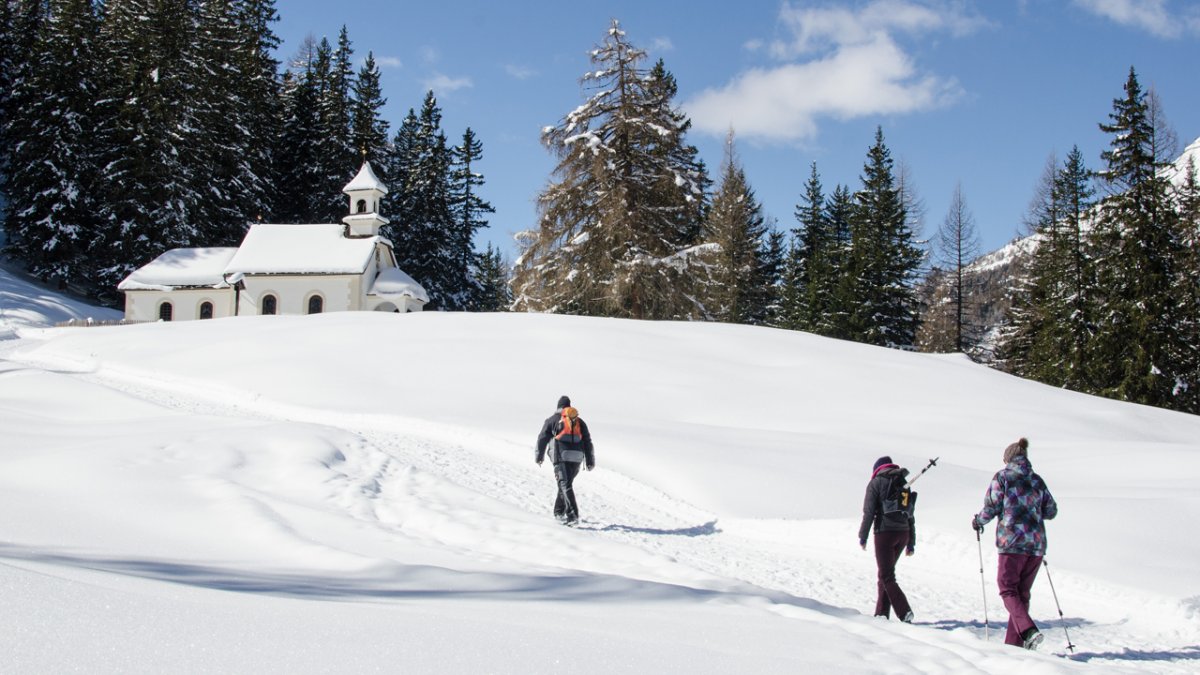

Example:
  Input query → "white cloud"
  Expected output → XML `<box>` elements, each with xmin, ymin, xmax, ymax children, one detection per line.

<box><xmin>424</xmin><ymin>73</ymin><xmax>473</xmax><ymax>94</ymax></box>
<box><xmin>375</xmin><ymin>56</ymin><xmax>402</xmax><ymax>69</ymax></box>
<box><xmin>685</xmin><ymin>1</ymin><xmax>982</xmax><ymax>142</ymax></box>
<box><xmin>1073</xmin><ymin>0</ymin><xmax>1198</xmax><ymax>38</ymax></box>
<box><xmin>505</xmin><ymin>64</ymin><xmax>537</xmax><ymax>80</ymax></box>
<box><xmin>687</xmin><ymin>35</ymin><xmax>962</xmax><ymax>142</ymax></box>
<box><xmin>651</xmin><ymin>37</ymin><xmax>675</xmax><ymax>52</ymax></box>
<box><xmin>770</xmin><ymin>0</ymin><xmax>990</xmax><ymax>57</ymax></box>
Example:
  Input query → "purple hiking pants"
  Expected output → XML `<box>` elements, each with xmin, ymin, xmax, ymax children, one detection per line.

<box><xmin>873</xmin><ymin>529</ymin><xmax>912</xmax><ymax>619</ymax></box>
<box><xmin>998</xmin><ymin>553</ymin><xmax>1042</xmax><ymax>646</ymax></box>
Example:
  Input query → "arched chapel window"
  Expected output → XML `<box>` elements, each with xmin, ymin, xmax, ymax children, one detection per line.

<box><xmin>356</xmin><ymin>199</ymin><xmax>368</xmax><ymax>214</ymax></box>
<box><xmin>158</xmin><ymin>302</ymin><xmax>173</xmax><ymax>322</ymax></box>
<box><xmin>261</xmin><ymin>294</ymin><xmax>277</xmax><ymax>315</ymax></box>
<box><xmin>199</xmin><ymin>302</ymin><xmax>214</xmax><ymax>320</ymax></box>
<box><xmin>307</xmin><ymin>295</ymin><xmax>323</xmax><ymax>314</ymax></box>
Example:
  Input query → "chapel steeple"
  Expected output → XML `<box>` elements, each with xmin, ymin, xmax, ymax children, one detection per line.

<box><xmin>342</xmin><ymin>162</ymin><xmax>389</xmax><ymax>237</ymax></box>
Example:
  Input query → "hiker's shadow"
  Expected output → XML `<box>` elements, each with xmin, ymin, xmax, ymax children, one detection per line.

<box><xmin>582</xmin><ymin>519</ymin><xmax>720</xmax><ymax>537</ymax></box>
<box><xmin>926</xmin><ymin>617</ymin><xmax>1091</xmax><ymax>633</ymax></box>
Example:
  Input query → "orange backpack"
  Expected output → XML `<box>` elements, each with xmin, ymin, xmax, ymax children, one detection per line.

<box><xmin>555</xmin><ymin>406</ymin><xmax>582</xmax><ymax>445</ymax></box>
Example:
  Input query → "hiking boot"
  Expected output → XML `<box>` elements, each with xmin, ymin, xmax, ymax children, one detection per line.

<box><xmin>1021</xmin><ymin>627</ymin><xmax>1043</xmax><ymax>650</ymax></box>
<box><xmin>901</xmin><ymin>610</ymin><xmax>914</xmax><ymax>624</ymax></box>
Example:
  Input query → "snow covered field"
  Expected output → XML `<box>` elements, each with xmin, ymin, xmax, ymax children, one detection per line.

<box><xmin>1</xmin><ymin>267</ymin><xmax>1198</xmax><ymax>673</ymax></box>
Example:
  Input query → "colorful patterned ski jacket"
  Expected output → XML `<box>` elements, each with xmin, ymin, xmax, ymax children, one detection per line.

<box><xmin>974</xmin><ymin>456</ymin><xmax>1058</xmax><ymax>555</ymax></box>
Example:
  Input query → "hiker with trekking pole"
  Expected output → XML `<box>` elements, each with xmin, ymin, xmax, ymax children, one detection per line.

<box><xmin>858</xmin><ymin>456</ymin><xmax>936</xmax><ymax>623</ymax></box>
<box><xmin>535</xmin><ymin>395</ymin><xmax>595</xmax><ymax>526</ymax></box>
<box><xmin>971</xmin><ymin>437</ymin><xmax>1059</xmax><ymax>650</ymax></box>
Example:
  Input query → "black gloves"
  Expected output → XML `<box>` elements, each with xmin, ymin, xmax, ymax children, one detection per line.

<box><xmin>971</xmin><ymin>516</ymin><xmax>984</xmax><ymax>533</ymax></box>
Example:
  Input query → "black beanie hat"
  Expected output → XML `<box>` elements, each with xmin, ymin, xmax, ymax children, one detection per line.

<box><xmin>873</xmin><ymin>456</ymin><xmax>893</xmax><ymax>473</ymax></box>
<box><xmin>557</xmin><ymin>395</ymin><xmax>571</xmax><ymax>409</ymax></box>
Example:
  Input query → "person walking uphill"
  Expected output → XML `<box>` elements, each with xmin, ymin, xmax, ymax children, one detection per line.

<box><xmin>971</xmin><ymin>437</ymin><xmax>1058</xmax><ymax>650</ymax></box>
<box><xmin>535</xmin><ymin>395</ymin><xmax>595</xmax><ymax>526</ymax></box>
<box><xmin>858</xmin><ymin>456</ymin><xmax>915</xmax><ymax>623</ymax></box>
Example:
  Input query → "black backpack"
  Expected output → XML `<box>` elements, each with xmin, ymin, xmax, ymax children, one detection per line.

<box><xmin>881</xmin><ymin>473</ymin><xmax>916</xmax><ymax>525</ymax></box>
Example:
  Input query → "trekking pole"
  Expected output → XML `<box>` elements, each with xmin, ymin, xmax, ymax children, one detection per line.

<box><xmin>976</xmin><ymin>529</ymin><xmax>989</xmax><ymax>642</ymax></box>
<box><xmin>905</xmin><ymin>457</ymin><xmax>939</xmax><ymax>488</ymax></box>
<box><xmin>1042</xmin><ymin>559</ymin><xmax>1077</xmax><ymax>653</ymax></box>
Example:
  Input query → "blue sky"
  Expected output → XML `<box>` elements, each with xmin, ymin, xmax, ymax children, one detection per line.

<box><xmin>276</xmin><ymin>1</ymin><xmax>1200</xmax><ymax>262</ymax></box>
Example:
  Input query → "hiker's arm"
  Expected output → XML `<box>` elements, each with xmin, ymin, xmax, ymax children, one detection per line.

<box><xmin>857</xmin><ymin>480</ymin><xmax>876</xmax><ymax>545</ymax></box>
<box><xmin>974</xmin><ymin>473</ymin><xmax>1003</xmax><ymax>526</ymax></box>
<box><xmin>535</xmin><ymin>418</ymin><xmax>553</xmax><ymax>463</ymax></box>
<box><xmin>581</xmin><ymin>419</ymin><xmax>595</xmax><ymax>467</ymax></box>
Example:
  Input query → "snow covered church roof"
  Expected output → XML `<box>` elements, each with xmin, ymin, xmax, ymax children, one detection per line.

<box><xmin>224</xmin><ymin>224</ymin><xmax>385</xmax><ymax>275</ymax></box>
<box><xmin>117</xmin><ymin>247</ymin><xmax>240</xmax><ymax>291</ymax></box>
<box><xmin>370</xmin><ymin>267</ymin><xmax>429</xmax><ymax>302</ymax></box>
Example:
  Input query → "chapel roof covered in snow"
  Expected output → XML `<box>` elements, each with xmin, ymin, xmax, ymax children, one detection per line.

<box><xmin>370</xmin><ymin>267</ymin><xmax>429</xmax><ymax>303</ymax></box>
<box><xmin>223</xmin><ymin>224</ymin><xmax>388</xmax><ymax>276</ymax></box>
<box><xmin>117</xmin><ymin>247</ymin><xmax>240</xmax><ymax>291</ymax></box>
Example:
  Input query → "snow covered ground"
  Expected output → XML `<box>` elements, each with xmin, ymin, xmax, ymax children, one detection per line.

<box><xmin>1</xmin><ymin>266</ymin><xmax>1198</xmax><ymax>673</ymax></box>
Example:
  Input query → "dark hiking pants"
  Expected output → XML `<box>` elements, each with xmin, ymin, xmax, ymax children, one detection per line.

<box><xmin>553</xmin><ymin>461</ymin><xmax>582</xmax><ymax>520</ymax></box>
<box><xmin>998</xmin><ymin>553</ymin><xmax>1042</xmax><ymax>646</ymax></box>
<box><xmin>873</xmin><ymin>529</ymin><xmax>912</xmax><ymax>619</ymax></box>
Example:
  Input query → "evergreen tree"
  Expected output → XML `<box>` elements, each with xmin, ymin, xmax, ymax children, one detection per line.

<box><xmin>91</xmin><ymin>0</ymin><xmax>208</xmax><ymax>291</ymax></box>
<box><xmin>785</xmin><ymin>162</ymin><xmax>838</xmax><ymax>331</ymax></box>
<box><xmin>350</xmin><ymin>51</ymin><xmax>389</xmax><ymax>170</ymax></box>
<box><xmin>1092</xmin><ymin>66</ymin><xmax>1185</xmax><ymax>409</ymax></box>
<box><xmin>450</xmin><ymin>127</ymin><xmax>494</xmax><ymax>310</ymax></box>
<box><xmin>512</xmin><ymin>21</ymin><xmax>710</xmax><ymax>320</ymax></box>
<box><xmin>233</xmin><ymin>0</ymin><xmax>282</xmax><ymax>223</ymax></box>
<box><xmin>702</xmin><ymin>132</ymin><xmax>769</xmax><ymax>324</ymax></box>
<box><xmin>823</xmin><ymin>184</ymin><xmax>856</xmax><ymax>339</ymax></box>
<box><xmin>1174</xmin><ymin>158</ymin><xmax>1200</xmax><ymax>413</ymax></box>
<box><xmin>473</xmin><ymin>242</ymin><xmax>512</xmax><ymax>312</ymax></box>
<box><xmin>311</xmin><ymin>29</ymin><xmax>357</xmax><ymax>222</ymax></box>
<box><xmin>386</xmin><ymin>92</ymin><xmax>461</xmax><ymax>310</ymax></box>
<box><xmin>4</xmin><ymin>0</ymin><xmax>101</xmax><ymax>283</ymax></box>
<box><xmin>757</xmin><ymin>227</ymin><xmax>786</xmax><ymax>326</ymax></box>
<box><xmin>275</xmin><ymin>56</ymin><xmax>322</xmax><ymax>223</ymax></box>
<box><xmin>844</xmin><ymin>127</ymin><xmax>923</xmax><ymax>347</ymax></box>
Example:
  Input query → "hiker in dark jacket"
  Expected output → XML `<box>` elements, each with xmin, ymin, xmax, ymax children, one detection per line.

<box><xmin>972</xmin><ymin>437</ymin><xmax>1058</xmax><ymax>650</ymax></box>
<box><xmin>858</xmin><ymin>455</ymin><xmax>915</xmax><ymax>622</ymax></box>
<box><xmin>535</xmin><ymin>395</ymin><xmax>595</xmax><ymax>525</ymax></box>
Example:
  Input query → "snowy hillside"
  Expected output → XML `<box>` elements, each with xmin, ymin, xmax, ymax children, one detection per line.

<box><xmin>1</xmin><ymin>270</ymin><xmax>1199</xmax><ymax>673</ymax></box>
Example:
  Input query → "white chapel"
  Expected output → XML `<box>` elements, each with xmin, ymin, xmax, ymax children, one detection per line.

<box><xmin>118</xmin><ymin>162</ymin><xmax>428</xmax><ymax>321</ymax></box>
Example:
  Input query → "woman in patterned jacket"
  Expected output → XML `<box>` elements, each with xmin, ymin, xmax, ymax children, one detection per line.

<box><xmin>971</xmin><ymin>437</ymin><xmax>1058</xmax><ymax>650</ymax></box>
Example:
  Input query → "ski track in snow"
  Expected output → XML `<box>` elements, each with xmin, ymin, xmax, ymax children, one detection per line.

<box><xmin>8</xmin><ymin>347</ymin><xmax>1200</xmax><ymax>673</ymax></box>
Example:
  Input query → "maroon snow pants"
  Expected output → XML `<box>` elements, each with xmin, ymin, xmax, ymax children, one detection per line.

<box><xmin>873</xmin><ymin>529</ymin><xmax>912</xmax><ymax>619</ymax></box>
<box><xmin>998</xmin><ymin>553</ymin><xmax>1043</xmax><ymax>646</ymax></box>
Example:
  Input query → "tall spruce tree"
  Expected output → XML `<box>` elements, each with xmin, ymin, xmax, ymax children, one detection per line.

<box><xmin>823</xmin><ymin>184</ymin><xmax>856</xmax><ymax>339</ymax></box>
<box><xmin>450</xmin><ymin>127</ymin><xmax>494</xmax><ymax>310</ymax></box>
<box><xmin>91</xmin><ymin>0</ymin><xmax>208</xmax><ymax>292</ymax></box>
<box><xmin>1174</xmin><ymin>158</ymin><xmax>1200</xmax><ymax>413</ymax></box>
<box><xmin>311</xmin><ymin>29</ymin><xmax>357</xmax><ymax>222</ymax></box>
<box><xmin>233</xmin><ymin>0</ymin><xmax>282</xmax><ymax>224</ymax></box>
<box><xmin>511</xmin><ymin>21</ymin><xmax>710</xmax><ymax>320</ymax></box>
<box><xmin>473</xmin><ymin>242</ymin><xmax>512</xmax><ymax>312</ymax></box>
<box><xmin>702</xmin><ymin>132</ymin><xmax>769</xmax><ymax>324</ymax></box>
<box><xmin>386</xmin><ymin>92</ymin><xmax>461</xmax><ymax>310</ymax></box>
<box><xmin>1092</xmin><ymin>67</ymin><xmax>1185</xmax><ymax>409</ymax></box>
<box><xmin>350</xmin><ymin>51</ymin><xmax>389</xmax><ymax>170</ymax></box>
<box><xmin>845</xmin><ymin>127</ymin><xmax>923</xmax><ymax>347</ymax></box>
<box><xmin>4</xmin><ymin>0</ymin><xmax>101</xmax><ymax>283</ymax></box>
<box><xmin>276</xmin><ymin>57</ymin><xmax>322</xmax><ymax>223</ymax></box>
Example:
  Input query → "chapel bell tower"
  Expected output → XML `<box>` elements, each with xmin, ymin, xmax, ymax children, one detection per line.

<box><xmin>342</xmin><ymin>161</ymin><xmax>390</xmax><ymax>237</ymax></box>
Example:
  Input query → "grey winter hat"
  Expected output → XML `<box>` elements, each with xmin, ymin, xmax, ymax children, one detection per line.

<box><xmin>557</xmin><ymin>395</ymin><xmax>571</xmax><ymax>409</ymax></box>
<box><xmin>1003</xmin><ymin>438</ymin><xmax>1029</xmax><ymax>464</ymax></box>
